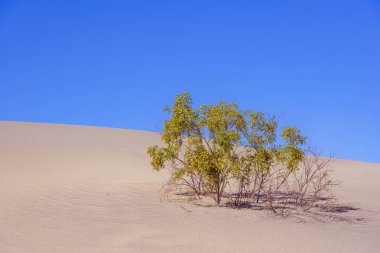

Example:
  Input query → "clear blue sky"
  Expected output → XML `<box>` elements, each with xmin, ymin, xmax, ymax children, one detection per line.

<box><xmin>0</xmin><ymin>0</ymin><xmax>379</xmax><ymax>163</ymax></box>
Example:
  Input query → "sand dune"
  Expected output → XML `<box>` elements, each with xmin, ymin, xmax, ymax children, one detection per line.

<box><xmin>0</xmin><ymin>121</ymin><xmax>379</xmax><ymax>253</ymax></box>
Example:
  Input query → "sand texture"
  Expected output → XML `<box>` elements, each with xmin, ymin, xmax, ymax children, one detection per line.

<box><xmin>0</xmin><ymin>121</ymin><xmax>379</xmax><ymax>253</ymax></box>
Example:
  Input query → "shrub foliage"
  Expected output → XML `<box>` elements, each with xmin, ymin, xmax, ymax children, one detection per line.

<box><xmin>148</xmin><ymin>92</ymin><xmax>335</xmax><ymax>214</ymax></box>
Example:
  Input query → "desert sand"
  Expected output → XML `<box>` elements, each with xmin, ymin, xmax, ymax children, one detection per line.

<box><xmin>0</xmin><ymin>121</ymin><xmax>379</xmax><ymax>253</ymax></box>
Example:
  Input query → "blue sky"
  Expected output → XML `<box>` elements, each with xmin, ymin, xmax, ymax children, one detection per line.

<box><xmin>0</xmin><ymin>0</ymin><xmax>379</xmax><ymax>163</ymax></box>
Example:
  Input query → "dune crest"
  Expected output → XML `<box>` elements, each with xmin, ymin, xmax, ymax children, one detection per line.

<box><xmin>0</xmin><ymin>121</ymin><xmax>379</xmax><ymax>253</ymax></box>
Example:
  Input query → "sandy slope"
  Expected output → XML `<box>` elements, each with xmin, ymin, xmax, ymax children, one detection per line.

<box><xmin>0</xmin><ymin>121</ymin><xmax>379</xmax><ymax>253</ymax></box>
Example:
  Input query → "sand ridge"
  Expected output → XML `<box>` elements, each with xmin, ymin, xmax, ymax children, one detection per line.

<box><xmin>0</xmin><ymin>121</ymin><xmax>379</xmax><ymax>252</ymax></box>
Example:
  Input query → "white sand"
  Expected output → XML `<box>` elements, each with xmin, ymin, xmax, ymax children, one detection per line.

<box><xmin>0</xmin><ymin>121</ymin><xmax>379</xmax><ymax>253</ymax></box>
